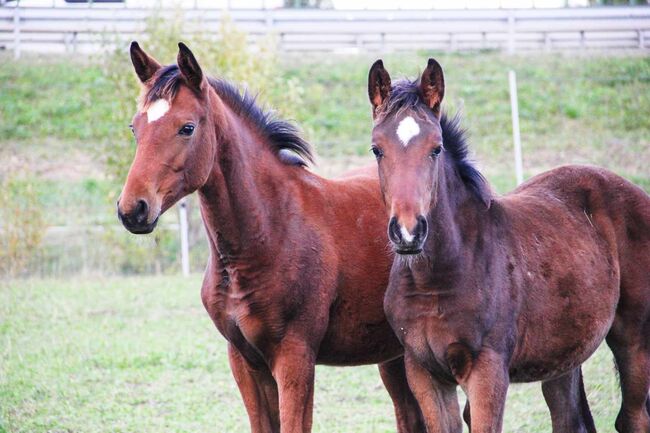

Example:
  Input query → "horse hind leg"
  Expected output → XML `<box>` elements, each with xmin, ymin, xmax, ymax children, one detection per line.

<box><xmin>608</xmin><ymin>226</ymin><xmax>650</xmax><ymax>433</ymax></box>
<box><xmin>541</xmin><ymin>367</ymin><xmax>596</xmax><ymax>433</ymax></box>
<box><xmin>378</xmin><ymin>357</ymin><xmax>427</xmax><ymax>433</ymax></box>
<box><xmin>606</xmin><ymin>317</ymin><xmax>650</xmax><ymax>433</ymax></box>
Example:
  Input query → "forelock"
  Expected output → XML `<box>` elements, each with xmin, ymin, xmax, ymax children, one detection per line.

<box><xmin>141</xmin><ymin>65</ymin><xmax>183</xmax><ymax>109</ymax></box>
<box><xmin>375</xmin><ymin>79</ymin><xmax>430</xmax><ymax>125</ymax></box>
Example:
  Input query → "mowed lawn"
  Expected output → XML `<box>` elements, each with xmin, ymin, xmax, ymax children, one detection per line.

<box><xmin>1</xmin><ymin>276</ymin><xmax>620</xmax><ymax>433</ymax></box>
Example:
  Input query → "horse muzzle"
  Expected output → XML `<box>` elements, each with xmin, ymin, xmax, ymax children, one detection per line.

<box><xmin>117</xmin><ymin>198</ymin><xmax>159</xmax><ymax>234</ymax></box>
<box><xmin>388</xmin><ymin>215</ymin><xmax>428</xmax><ymax>255</ymax></box>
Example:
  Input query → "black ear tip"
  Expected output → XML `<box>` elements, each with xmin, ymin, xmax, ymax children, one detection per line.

<box><xmin>130</xmin><ymin>41</ymin><xmax>140</xmax><ymax>52</ymax></box>
<box><xmin>371</xmin><ymin>59</ymin><xmax>384</xmax><ymax>69</ymax></box>
<box><xmin>178</xmin><ymin>42</ymin><xmax>190</xmax><ymax>52</ymax></box>
<box><xmin>427</xmin><ymin>58</ymin><xmax>442</xmax><ymax>69</ymax></box>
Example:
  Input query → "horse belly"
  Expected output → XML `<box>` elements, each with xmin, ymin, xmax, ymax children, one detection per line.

<box><xmin>509</xmin><ymin>329</ymin><xmax>605</xmax><ymax>383</ymax></box>
<box><xmin>316</xmin><ymin>315</ymin><xmax>403</xmax><ymax>366</ymax></box>
<box><xmin>510</xmin><ymin>249</ymin><xmax>619</xmax><ymax>382</ymax></box>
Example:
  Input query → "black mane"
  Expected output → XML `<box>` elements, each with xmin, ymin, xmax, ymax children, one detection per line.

<box><xmin>144</xmin><ymin>65</ymin><xmax>313</xmax><ymax>167</ymax></box>
<box><xmin>380</xmin><ymin>78</ymin><xmax>491</xmax><ymax>206</ymax></box>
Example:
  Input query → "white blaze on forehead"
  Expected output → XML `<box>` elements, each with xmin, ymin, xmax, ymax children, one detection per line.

<box><xmin>400</xmin><ymin>225</ymin><xmax>415</xmax><ymax>243</ymax></box>
<box><xmin>396</xmin><ymin>116</ymin><xmax>420</xmax><ymax>146</ymax></box>
<box><xmin>145</xmin><ymin>99</ymin><xmax>170</xmax><ymax>123</ymax></box>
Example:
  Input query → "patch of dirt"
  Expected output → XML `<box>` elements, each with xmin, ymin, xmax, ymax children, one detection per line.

<box><xmin>0</xmin><ymin>139</ymin><xmax>105</xmax><ymax>180</ymax></box>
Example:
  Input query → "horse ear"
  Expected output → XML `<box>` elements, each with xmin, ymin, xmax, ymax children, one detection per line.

<box><xmin>177</xmin><ymin>42</ymin><xmax>205</xmax><ymax>93</ymax></box>
<box><xmin>368</xmin><ymin>59</ymin><xmax>391</xmax><ymax>118</ymax></box>
<box><xmin>419</xmin><ymin>58</ymin><xmax>445</xmax><ymax>117</ymax></box>
<box><xmin>130</xmin><ymin>41</ymin><xmax>162</xmax><ymax>84</ymax></box>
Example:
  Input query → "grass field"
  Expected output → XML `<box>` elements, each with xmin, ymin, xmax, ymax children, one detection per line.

<box><xmin>1</xmin><ymin>276</ymin><xmax>622</xmax><ymax>433</ymax></box>
<box><xmin>0</xmin><ymin>49</ymin><xmax>647</xmax><ymax>431</ymax></box>
<box><xmin>1</xmin><ymin>50</ymin><xmax>649</xmax><ymax>276</ymax></box>
<box><xmin>2</xmin><ymin>51</ymin><xmax>650</xmax><ymax>174</ymax></box>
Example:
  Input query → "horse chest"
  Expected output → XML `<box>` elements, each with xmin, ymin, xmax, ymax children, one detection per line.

<box><xmin>202</xmin><ymin>275</ymin><xmax>284</xmax><ymax>360</ymax></box>
<box><xmin>386</xmin><ymin>285</ymin><xmax>477</xmax><ymax>377</ymax></box>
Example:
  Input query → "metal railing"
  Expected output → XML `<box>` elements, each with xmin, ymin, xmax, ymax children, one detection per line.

<box><xmin>1</xmin><ymin>5</ymin><xmax>650</xmax><ymax>56</ymax></box>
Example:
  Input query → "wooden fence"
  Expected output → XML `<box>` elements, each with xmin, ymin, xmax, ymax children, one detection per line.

<box><xmin>1</xmin><ymin>6</ymin><xmax>650</xmax><ymax>56</ymax></box>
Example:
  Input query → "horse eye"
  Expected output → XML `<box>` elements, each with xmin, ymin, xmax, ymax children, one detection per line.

<box><xmin>431</xmin><ymin>145</ymin><xmax>443</xmax><ymax>158</ymax></box>
<box><xmin>371</xmin><ymin>146</ymin><xmax>384</xmax><ymax>159</ymax></box>
<box><xmin>179</xmin><ymin>124</ymin><xmax>195</xmax><ymax>136</ymax></box>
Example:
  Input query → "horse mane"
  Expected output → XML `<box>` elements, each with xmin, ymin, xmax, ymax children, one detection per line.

<box><xmin>143</xmin><ymin>65</ymin><xmax>314</xmax><ymax>167</ymax></box>
<box><xmin>377</xmin><ymin>78</ymin><xmax>491</xmax><ymax>206</ymax></box>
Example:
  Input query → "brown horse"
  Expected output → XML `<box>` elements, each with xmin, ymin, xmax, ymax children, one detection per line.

<box><xmin>116</xmin><ymin>42</ymin><xmax>427</xmax><ymax>433</ymax></box>
<box><xmin>367</xmin><ymin>58</ymin><xmax>650</xmax><ymax>433</ymax></box>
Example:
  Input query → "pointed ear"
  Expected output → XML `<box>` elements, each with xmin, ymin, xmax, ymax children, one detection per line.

<box><xmin>368</xmin><ymin>59</ymin><xmax>391</xmax><ymax>118</ymax></box>
<box><xmin>177</xmin><ymin>42</ymin><xmax>205</xmax><ymax>93</ymax></box>
<box><xmin>130</xmin><ymin>41</ymin><xmax>162</xmax><ymax>84</ymax></box>
<box><xmin>419</xmin><ymin>58</ymin><xmax>445</xmax><ymax>117</ymax></box>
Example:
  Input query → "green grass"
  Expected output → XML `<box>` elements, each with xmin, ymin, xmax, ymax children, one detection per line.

<box><xmin>289</xmin><ymin>52</ymin><xmax>650</xmax><ymax>166</ymax></box>
<box><xmin>0</xmin><ymin>50</ymin><xmax>648</xmax><ymax>277</ymax></box>
<box><xmin>0</xmin><ymin>57</ymin><xmax>116</xmax><ymax>142</ymax></box>
<box><xmin>2</xmin><ymin>52</ymin><xmax>649</xmax><ymax>175</ymax></box>
<box><xmin>1</xmin><ymin>51</ymin><xmax>648</xmax><ymax>211</ymax></box>
<box><xmin>1</xmin><ymin>276</ymin><xmax>621</xmax><ymax>432</ymax></box>
<box><xmin>0</xmin><ymin>39</ymin><xmax>645</xmax><ymax>433</ymax></box>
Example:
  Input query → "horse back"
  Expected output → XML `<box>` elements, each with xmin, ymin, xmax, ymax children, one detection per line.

<box><xmin>508</xmin><ymin>164</ymin><xmax>650</xmax><ymax>250</ymax></box>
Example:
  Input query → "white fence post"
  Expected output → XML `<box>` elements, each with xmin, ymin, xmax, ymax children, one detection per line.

<box><xmin>13</xmin><ymin>5</ymin><xmax>20</xmax><ymax>59</ymax></box>
<box><xmin>639</xmin><ymin>29</ymin><xmax>645</xmax><ymax>49</ymax></box>
<box><xmin>509</xmin><ymin>70</ymin><xmax>524</xmax><ymax>186</ymax></box>
<box><xmin>507</xmin><ymin>12</ymin><xmax>515</xmax><ymax>55</ymax></box>
<box><xmin>178</xmin><ymin>199</ymin><xmax>190</xmax><ymax>277</ymax></box>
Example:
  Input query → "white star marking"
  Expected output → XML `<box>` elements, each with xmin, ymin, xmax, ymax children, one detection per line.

<box><xmin>146</xmin><ymin>99</ymin><xmax>170</xmax><ymax>123</ymax></box>
<box><xmin>396</xmin><ymin>116</ymin><xmax>420</xmax><ymax>147</ymax></box>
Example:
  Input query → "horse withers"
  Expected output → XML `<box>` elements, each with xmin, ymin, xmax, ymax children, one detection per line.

<box><xmin>367</xmin><ymin>58</ymin><xmax>650</xmax><ymax>433</ymax></box>
<box><xmin>116</xmin><ymin>42</ymin><xmax>427</xmax><ymax>433</ymax></box>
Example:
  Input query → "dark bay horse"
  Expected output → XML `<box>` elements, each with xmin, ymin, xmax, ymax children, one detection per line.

<box><xmin>367</xmin><ymin>58</ymin><xmax>650</xmax><ymax>433</ymax></box>
<box><xmin>116</xmin><ymin>42</ymin><xmax>426</xmax><ymax>433</ymax></box>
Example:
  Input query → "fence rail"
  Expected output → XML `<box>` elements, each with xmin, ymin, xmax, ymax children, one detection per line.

<box><xmin>1</xmin><ymin>6</ymin><xmax>650</xmax><ymax>56</ymax></box>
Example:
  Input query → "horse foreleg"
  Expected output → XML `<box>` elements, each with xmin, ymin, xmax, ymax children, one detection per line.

<box><xmin>462</xmin><ymin>348</ymin><xmax>509</xmax><ymax>433</ymax></box>
<box><xmin>378</xmin><ymin>356</ymin><xmax>427</xmax><ymax>433</ymax></box>
<box><xmin>228</xmin><ymin>344</ymin><xmax>280</xmax><ymax>433</ymax></box>
<box><xmin>541</xmin><ymin>366</ymin><xmax>596</xmax><ymax>433</ymax></box>
<box><xmin>403</xmin><ymin>353</ymin><xmax>463</xmax><ymax>433</ymax></box>
<box><xmin>271</xmin><ymin>337</ymin><xmax>316</xmax><ymax>433</ymax></box>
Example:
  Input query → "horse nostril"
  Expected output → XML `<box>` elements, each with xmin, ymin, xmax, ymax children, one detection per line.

<box><xmin>388</xmin><ymin>216</ymin><xmax>402</xmax><ymax>243</ymax></box>
<box><xmin>415</xmin><ymin>215</ymin><xmax>428</xmax><ymax>240</ymax></box>
<box><xmin>135</xmin><ymin>199</ymin><xmax>149</xmax><ymax>224</ymax></box>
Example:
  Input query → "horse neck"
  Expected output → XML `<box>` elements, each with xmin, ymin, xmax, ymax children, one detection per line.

<box><xmin>423</xmin><ymin>158</ymin><xmax>490</xmax><ymax>268</ymax></box>
<box><xmin>197</xmin><ymin>97</ymin><xmax>293</xmax><ymax>267</ymax></box>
